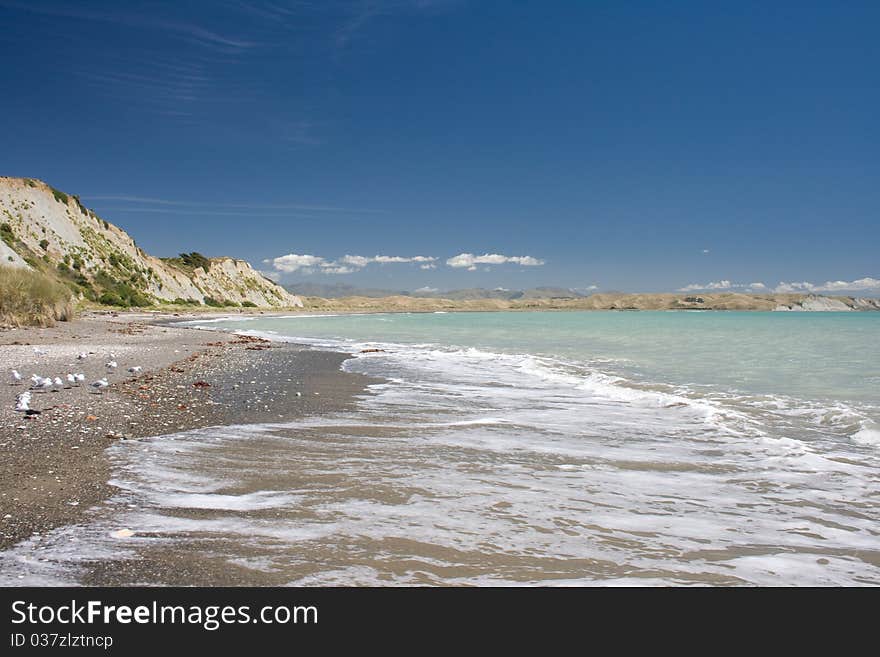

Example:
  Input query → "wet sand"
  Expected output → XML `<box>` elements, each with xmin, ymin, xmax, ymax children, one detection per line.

<box><xmin>0</xmin><ymin>312</ymin><xmax>375</xmax><ymax>552</ymax></box>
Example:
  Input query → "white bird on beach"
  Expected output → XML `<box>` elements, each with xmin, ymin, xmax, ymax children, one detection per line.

<box><xmin>66</xmin><ymin>373</ymin><xmax>76</xmax><ymax>387</ymax></box>
<box><xmin>15</xmin><ymin>392</ymin><xmax>31</xmax><ymax>412</ymax></box>
<box><xmin>33</xmin><ymin>377</ymin><xmax>53</xmax><ymax>392</ymax></box>
<box><xmin>105</xmin><ymin>361</ymin><xmax>118</xmax><ymax>372</ymax></box>
<box><xmin>127</xmin><ymin>366</ymin><xmax>142</xmax><ymax>374</ymax></box>
<box><xmin>30</xmin><ymin>374</ymin><xmax>41</xmax><ymax>385</ymax></box>
<box><xmin>52</xmin><ymin>377</ymin><xmax>64</xmax><ymax>390</ymax></box>
<box><xmin>90</xmin><ymin>378</ymin><xmax>109</xmax><ymax>393</ymax></box>
<box><xmin>77</xmin><ymin>352</ymin><xmax>88</xmax><ymax>360</ymax></box>
<box><xmin>10</xmin><ymin>370</ymin><xmax>22</xmax><ymax>385</ymax></box>
<box><xmin>32</xmin><ymin>346</ymin><xmax>48</xmax><ymax>356</ymax></box>
<box><xmin>73</xmin><ymin>373</ymin><xmax>85</xmax><ymax>385</ymax></box>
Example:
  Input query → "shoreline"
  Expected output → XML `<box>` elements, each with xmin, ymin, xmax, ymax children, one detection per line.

<box><xmin>0</xmin><ymin>312</ymin><xmax>377</xmax><ymax>552</ymax></box>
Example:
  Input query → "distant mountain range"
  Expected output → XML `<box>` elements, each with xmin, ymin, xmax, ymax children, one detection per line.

<box><xmin>284</xmin><ymin>282</ymin><xmax>587</xmax><ymax>300</ymax></box>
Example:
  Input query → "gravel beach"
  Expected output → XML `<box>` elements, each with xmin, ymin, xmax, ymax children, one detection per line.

<box><xmin>0</xmin><ymin>311</ymin><xmax>375</xmax><ymax>551</ymax></box>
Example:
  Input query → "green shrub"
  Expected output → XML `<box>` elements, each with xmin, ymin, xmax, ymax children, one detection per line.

<box><xmin>203</xmin><ymin>296</ymin><xmax>239</xmax><ymax>307</ymax></box>
<box><xmin>93</xmin><ymin>271</ymin><xmax>151</xmax><ymax>308</ymax></box>
<box><xmin>50</xmin><ymin>187</ymin><xmax>69</xmax><ymax>205</ymax></box>
<box><xmin>164</xmin><ymin>252</ymin><xmax>212</xmax><ymax>273</ymax></box>
<box><xmin>39</xmin><ymin>238</ymin><xmax>49</xmax><ymax>250</ymax></box>
<box><xmin>72</xmin><ymin>195</ymin><xmax>89</xmax><ymax>216</ymax></box>
<box><xmin>0</xmin><ymin>222</ymin><xmax>14</xmax><ymax>246</ymax></box>
<box><xmin>241</xmin><ymin>301</ymin><xmax>258</xmax><ymax>307</ymax></box>
<box><xmin>98</xmin><ymin>292</ymin><xmax>125</xmax><ymax>306</ymax></box>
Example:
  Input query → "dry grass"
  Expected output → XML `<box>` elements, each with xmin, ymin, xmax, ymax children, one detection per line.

<box><xmin>0</xmin><ymin>265</ymin><xmax>74</xmax><ymax>327</ymax></box>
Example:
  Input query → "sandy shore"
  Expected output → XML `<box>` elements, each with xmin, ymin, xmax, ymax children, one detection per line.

<box><xmin>0</xmin><ymin>311</ymin><xmax>375</xmax><ymax>551</ymax></box>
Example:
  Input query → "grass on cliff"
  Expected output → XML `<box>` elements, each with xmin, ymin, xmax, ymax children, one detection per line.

<box><xmin>0</xmin><ymin>265</ymin><xmax>74</xmax><ymax>326</ymax></box>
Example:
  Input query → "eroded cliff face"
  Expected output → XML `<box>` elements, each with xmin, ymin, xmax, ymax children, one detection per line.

<box><xmin>773</xmin><ymin>295</ymin><xmax>880</xmax><ymax>311</ymax></box>
<box><xmin>0</xmin><ymin>177</ymin><xmax>301</xmax><ymax>308</ymax></box>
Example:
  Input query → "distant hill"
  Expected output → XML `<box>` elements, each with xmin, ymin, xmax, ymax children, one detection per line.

<box><xmin>301</xmin><ymin>292</ymin><xmax>880</xmax><ymax>312</ymax></box>
<box><xmin>285</xmin><ymin>283</ymin><xmax>586</xmax><ymax>300</ymax></box>
<box><xmin>0</xmin><ymin>177</ymin><xmax>300</xmax><ymax>308</ymax></box>
<box><xmin>284</xmin><ymin>282</ymin><xmax>410</xmax><ymax>298</ymax></box>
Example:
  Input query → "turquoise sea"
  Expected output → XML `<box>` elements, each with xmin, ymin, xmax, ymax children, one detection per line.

<box><xmin>5</xmin><ymin>311</ymin><xmax>879</xmax><ymax>585</ymax></box>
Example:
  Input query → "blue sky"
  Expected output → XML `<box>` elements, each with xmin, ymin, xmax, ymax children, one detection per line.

<box><xmin>1</xmin><ymin>1</ymin><xmax>878</xmax><ymax>294</ymax></box>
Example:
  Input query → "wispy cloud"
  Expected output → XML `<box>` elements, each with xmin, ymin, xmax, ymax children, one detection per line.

<box><xmin>335</xmin><ymin>1</ymin><xmax>382</xmax><ymax>49</ymax></box>
<box><xmin>4</xmin><ymin>0</ymin><xmax>461</xmax><ymax>125</ymax></box>
<box><xmin>0</xmin><ymin>1</ymin><xmax>259</xmax><ymax>52</ymax></box>
<box><xmin>85</xmin><ymin>195</ymin><xmax>385</xmax><ymax>214</ymax></box>
<box><xmin>0</xmin><ymin>0</ymin><xmax>273</xmax><ymax>118</ymax></box>
<box><xmin>332</xmin><ymin>0</ymin><xmax>462</xmax><ymax>51</ymax></box>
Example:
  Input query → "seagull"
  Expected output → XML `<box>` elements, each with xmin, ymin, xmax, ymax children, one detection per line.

<box><xmin>105</xmin><ymin>361</ymin><xmax>118</xmax><ymax>372</ymax></box>
<box><xmin>73</xmin><ymin>373</ymin><xmax>85</xmax><ymax>385</ymax></box>
<box><xmin>10</xmin><ymin>370</ymin><xmax>22</xmax><ymax>385</ymax></box>
<box><xmin>30</xmin><ymin>374</ymin><xmax>42</xmax><ymax>385</ymax></box>
<box><xmin>15</xmin><ymin>392</ymin><xmax>30</xmax><ymax>412</ymax></box>
<box><xmin>77</xmin><ymin>352</ymin><xmax>88</xmax><ymax>360</ymax></box>
<box><xmin>33</xmin><ymin>377</ymin><xmax>53</xmax><ymax>393</ymax></box>
<box><xmin>127</xmin><ymin>366</ymin><xmax>142</xmax><ymax>374</ymax></box>
<box><xmin>33</xmin><ymin>346</ymin><xmax>48</xmax><ymax>356</ymax></box>
<box><xmin>52</xmin><ymin>377</ymin><xmax>64</xmax><ymax>391</ymax></box>
<box><xmin>90</xmin><ymin>378</ymin><xmax>109</xmax><ymax>394</ymax></box>
<box><xmin>66</xmin><ymin>373</ymin><xmax>76</xmax><ymax>387</ymax></box>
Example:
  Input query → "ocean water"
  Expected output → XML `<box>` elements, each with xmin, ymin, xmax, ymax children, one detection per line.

<box><xmin>3</xmin><ymin>311</ymin><xmax>879</xmax><ymax>585</ymax></box>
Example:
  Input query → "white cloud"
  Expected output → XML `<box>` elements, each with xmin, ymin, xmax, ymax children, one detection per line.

<box><xmin>774</xmin><ymin>277</ymin><xmax>880</xmax><ymax>294</ymax></box>
<box><xmin>414</xmin><ymin>286</ymin><xmax>438</xmax><ymax>294</ymax></box>
<box><xmin>372</xmin><ymin>255</ymin><xmax>436</xmax><ymax>264</ymax></box>
<box><xmin>678</xmin><ymin>277</ymin><xmax>879</xmax><ymax>295</ymax></box>
<box><xmin>446</xmin><ymin>253</ymin><xmax>545</xmax><ymax>269</ymax></box>
<box><xmin>339</xmin><ymin>254</ymin><xmax>370</xmax><ymax>267</ymax></box>
<box><xmin>268</xmin><ymin>253</ymin><xmax>438</xmax><ymax>275</ymax></box>
<box><xmin>338</xmin><ymin>254</ymin><xmax>437</xmax><ymax>267</ymax></box>
<box><xmin>702</xmin><ymin>249</ymin><xmax>710</xmax><ymax>254</ymax></box>
<box><xmin>678</xmin><ymin>280</ymin><xmax>734</xmax><ymax>292</ymax></box>
<box><xmin>266</xmin><ymin>254</ymin><xmax>328</xmax><ymax>273</ymax></box>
